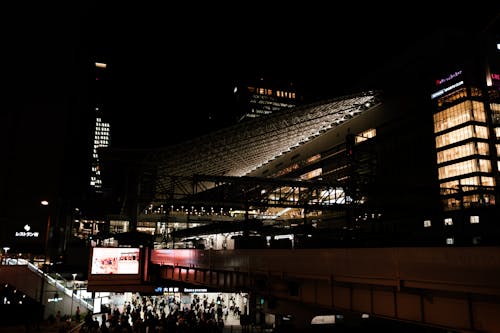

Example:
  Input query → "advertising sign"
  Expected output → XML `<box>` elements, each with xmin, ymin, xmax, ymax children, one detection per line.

<box><xmin>90</xmin><ymin>247</ymin><xmax>140</xmax><ymax>275</ymax></box>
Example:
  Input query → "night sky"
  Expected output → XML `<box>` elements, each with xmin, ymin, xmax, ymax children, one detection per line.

<box><xmin>8</xmin><ymin>4</ymin><xmax>499</xmax><ymax>149</ymax></box>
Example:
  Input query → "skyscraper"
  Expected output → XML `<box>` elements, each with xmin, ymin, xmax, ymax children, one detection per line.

<box><xmin>90</xmin><ymin>62</ymin><xmax>111</xmax><ymax>193</ymax></box>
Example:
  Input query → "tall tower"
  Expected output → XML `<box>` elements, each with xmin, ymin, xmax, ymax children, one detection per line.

<box><xmin>90</xmin><ymin>62</ymin><xmax>111</xmax><ymax>193</ymax></box>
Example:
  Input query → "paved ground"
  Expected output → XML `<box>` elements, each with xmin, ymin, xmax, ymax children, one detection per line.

<box><xmin>0</xmin><ymin>320</ymin><xmax>81</xmax><ymax>333</ymax></box>
<box><xmin>0</xmin><ymin>317</ymin><xmax>244</xmax><ymax>333</ymax></box>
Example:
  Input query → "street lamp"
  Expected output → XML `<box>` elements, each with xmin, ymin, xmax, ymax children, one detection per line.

<box><xmin>70</xmin><ymin>273</ymin><xmax>76</xmax><ymax>320</ymax></box>
<box><xmin>2</xmin><ymin>247</ymin><xmax>9</xmax><ymax>265</ymax></box>
<box><xmin>40</xmin><ymin>200</ymin><xmax>51</xmax><ymax>266</ymax></box>
<box><xmin>38</xmin><ymin>200</ymin><xmax>51</xmax><ymax>326</ymax></box>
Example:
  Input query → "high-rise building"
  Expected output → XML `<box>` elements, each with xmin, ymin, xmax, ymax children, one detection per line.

<box><xmin>90</xmin><ymin>62</ymin><xmax>111</xmax><ymax>193</ymax></box>
<box><xmin>431</xmin><ymin>69</ymin><xmax>498</xmax><ymax>212</ymax></box>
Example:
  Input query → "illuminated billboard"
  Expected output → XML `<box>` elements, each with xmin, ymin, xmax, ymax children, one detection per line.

<box><xmin>90</xmin><ymin>247</ymin><xmax>140</xmax><ymax>275</ymax></box>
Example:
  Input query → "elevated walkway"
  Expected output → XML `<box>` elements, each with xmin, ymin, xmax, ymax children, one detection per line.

<box><xmin>147</xmin><ymin>246</ymin><xmax>500</xmax><ymax>332</ymax></box>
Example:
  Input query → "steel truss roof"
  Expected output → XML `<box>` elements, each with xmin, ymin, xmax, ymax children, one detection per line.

<box><xmin>146</xmin><ymin>91</ymin><xmax>380</xmax><ymax>204</ymax></box>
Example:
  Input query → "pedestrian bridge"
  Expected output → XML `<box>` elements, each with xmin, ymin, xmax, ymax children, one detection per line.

<box><xmin>0</xmin><ymin>259</ymin><xmax>93</xmax><ymax>320</ymax></box>
<box><xmin>146</xmin><ymin>246</ymin><xmax>500</xmax><ymax>332</ymax></box>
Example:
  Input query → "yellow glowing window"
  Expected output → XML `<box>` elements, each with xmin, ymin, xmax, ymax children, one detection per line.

<box><xmin>433</xmin><ymin>101</ymin><xmax>486</xmax><ymax>133</ymax></box>
<box><xmin>438</xmin><ymin>159</ymin><xmax>488</xmax><ymax>180</ymax></box>
<box><xmin>435</xmin><ymin>125</ymin><xmax>489</xmax><ymax>148</ymax></box>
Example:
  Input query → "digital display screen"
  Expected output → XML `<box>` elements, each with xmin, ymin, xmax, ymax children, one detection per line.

<box><xmin>91</xmin><ymin>247</ymin><xmax>140</xmax><ymax>275</ymax></box>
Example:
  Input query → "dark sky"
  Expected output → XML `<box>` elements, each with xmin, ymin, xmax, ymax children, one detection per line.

<box><xmin>8</xmin><ymin>3</ymin><xmax>500</xmax><ymax>149</ymax></box>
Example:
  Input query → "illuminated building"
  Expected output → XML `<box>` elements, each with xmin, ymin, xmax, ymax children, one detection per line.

<box><xmin>432</xmin><ymin>71</ymin><xmax>497</xmax><ymax>211</ymax></box>
<box><xmin>90</xmin><ymin>62</ymin><xmax>111</xmax><ymax>193</ymax></box>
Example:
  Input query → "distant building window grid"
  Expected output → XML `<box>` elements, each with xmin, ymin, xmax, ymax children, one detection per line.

<box><xmin>90</xmin><ymin>116</ymin><xmax>110</xmax><ymax>189</ymax></box>
<box><xmin>248</xmin><ymin>86</ymin><xmax>296</xmax><ymax>100</ymax></box>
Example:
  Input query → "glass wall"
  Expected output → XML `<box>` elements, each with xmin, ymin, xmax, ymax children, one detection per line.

<box><xmin>434</xmin><ymin>85</ymin><xmax>496</xmax><ymax>210</ymax></box>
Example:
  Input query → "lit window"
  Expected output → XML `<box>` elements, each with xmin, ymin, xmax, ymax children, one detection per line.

<box><xmin>444</xmin><ymin>218</ymin><xmax>453</xmax><ymax>226</ymax></box>
<box><xmin>470</xmin><ymin>216</ymin><xmax>480</xmax><ymax>224</ymax></box>
<box><xmin>446</xmin><ymin>238</ymin><xmax>454</xmax><ymax>245</ymax></box>
<box><xmin>423</xmin><ymin>220</ymin><xmax>432</xmax><ymax>228</ymax></box>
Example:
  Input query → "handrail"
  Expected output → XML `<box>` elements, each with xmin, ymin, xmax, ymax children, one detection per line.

<box><xmin>23</xmin><ymin>260</ymin><xmax>94</xmax><ymax>311</ymax></box>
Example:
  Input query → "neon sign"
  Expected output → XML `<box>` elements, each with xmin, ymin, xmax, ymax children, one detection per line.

<box><xmin>431</xmin><ymin>81</ymin><xmax>464</xmax><ymax>99</ymax></box>
<box><xmin>436</xmin><ymin>70</ymin><xmax>462</xmax><ymax>86</ymax></box>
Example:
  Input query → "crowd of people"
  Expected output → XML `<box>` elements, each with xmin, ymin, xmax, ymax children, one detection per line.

<box><xmin>78</xmin><ymin>292</ymin><xmax>248</xmax><ymax>333</ymax></box>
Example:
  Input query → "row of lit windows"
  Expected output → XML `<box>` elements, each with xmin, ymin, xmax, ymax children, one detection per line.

<box><xmin>247</xmin><ymin>86</ymin><xmax>296</xmax><ymax>99</ymax></box>
<box><xmin>438</xmin><ymin>158</ymin><xmax>491</xmax><ymax>179</ymax></box>
<box><xmin>306</xmin><ymin>154</ymin><xmax>321</xmax><ymax>164</ymax></box>
<box><xmin>440</xmin><ymin>176</ymin><xmax>495</xmax><ymax>191</ymax></box>
<box><xmin>435</xmin><ymin>125</ymin><xmax>489</xmax><ymax>148</ymax></box>
<box><xmin>300</xmin><ymin>168</ymin><xmax>322</xmax><ymax>180</ymax></box>
<box><xmin>436</xmin><ymin>87</ymin><xmax>483</xmax><ymax>107</ymax></box>
<box><xmin>95</xmin><ymin>130</ymin><xmax>109</xmax><ymax>136</ymax></box>
<box><xmin>423</xmin><ymin>215</ymin><xmax>480</xmax><ymax>228</ymax></box>
<box><xmin>95</xmin><ymin>129</ymin><xmax>109</xmax><ymax>135</ymax></box>
<box><xmin>443</xmin><ymin>194</ymin><xmax>495</xmax><ymax>210</ymax></box>
<box><xmin>433</xmin><ymin>101</ymin><xmax>486</xmax><ymax>133</ymax></box>
<box><xmin>436</xmin><ymin>142</ymin><xmax>489</xmax><ymax>164</ymax></box>
<box><xmin>355</xmin><ymin>128</ymin><xmax>377</xmax><ymax>143</ymax></box>
<box><xmin>95</xmin><ymin>118</ymin><xmax>109</xmax><ymax>126</ymax></box>
<box><xmin>94</xmin><ymin>140</ymin><xmax>109</xmax><ymax>146</ymax></box>
<box><xmin>436</xmin><ymin>87</ymin><xmax>468</xmax><ymax>107</ymax></box>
